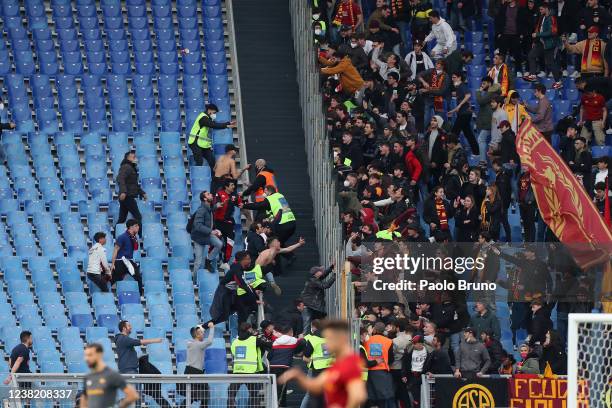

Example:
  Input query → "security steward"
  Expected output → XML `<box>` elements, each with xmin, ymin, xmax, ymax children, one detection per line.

<box><xmin>364</xmin><ymin>322</ymin><xmax>395</xmax><ymax>407</ymax></box>
<box><xmin>228</xmin><ymin>322</ymin><xmax>271</xmax><ymax>408</ymax></box>
<box><xmin>302</xmin><ymin>319</ymin><xmax>335</xmax><ymax>408</ymax></box>
<box><xmin>188</xmin><ymin>103</ymin><xmax>236</xmax><ymax>169</ymax></box>
<box><xmin>241</xmin><ymin>159</ymin><xmax>277</xmax><ymax>202</ymax></box>
<box><xmin>241</xmin><ymin>185</ymin><xmax>296</xmax><ymax>248</ymax></box>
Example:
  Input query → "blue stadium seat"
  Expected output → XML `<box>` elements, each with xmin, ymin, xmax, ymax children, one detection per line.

<box><xmin>86</xmin><ymin>327</ymin><xmax>109</xmax><ymax>343</ymax></box>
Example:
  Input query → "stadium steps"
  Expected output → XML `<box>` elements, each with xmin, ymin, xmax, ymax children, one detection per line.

<box><xmin>232</xmin><ymin>0</ymin><xmax>319</xmax><ymax>404</ymax></box>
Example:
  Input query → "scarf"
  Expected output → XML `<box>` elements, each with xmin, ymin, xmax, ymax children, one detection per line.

<box><xmin>333</xmin><ymin>2</ymin><xmax>357</xmax><ymax>28</ymax></box>
<box><xmin>435</xmin><ymin>198</ymin><xmax>449</xmax><ymax>230</ymax></box>
<box><xmin>480</xmin><ymin>199</ymin><xmax>489</xmax><ymax>231</ymax></box>
<box><xmin>430</xmin><ymin>70</ymin><xmax>446</xmax><ymax>111</ymax></box>
<box><xmin>488</xmin><ymin>64</ymin><xmax>509</xmax><ymax>96</ymax></box>
<box><xmin>582</xmin><ymin>38</ymin><xmax>604</xmax><ymax>72</ymax></box>
<box><xmin>128</xmin><ymin>232</ymin><xmax>139</xmax><ymax>251</ymax></box>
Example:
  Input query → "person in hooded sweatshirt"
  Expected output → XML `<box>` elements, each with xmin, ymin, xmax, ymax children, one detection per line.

<box><xmin>424</xmin><ymin>10</ymin><xmax>457</xmax><ymax>59</ymax></box>
<box><xmin>503</xmin><ymin>90</ymin><xmax>529</xmax><ymax>134</ymax></box>
<box><xmin>116</xmin><ymin>151</ymin><xmax>145</xmax><ymax>226</ymax></box>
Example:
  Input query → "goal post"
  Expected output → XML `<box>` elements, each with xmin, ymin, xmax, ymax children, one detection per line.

<box><xmin>567</xmin><ymin>313</ymin><xmax>612</xmax><ymax>408</ymax></box>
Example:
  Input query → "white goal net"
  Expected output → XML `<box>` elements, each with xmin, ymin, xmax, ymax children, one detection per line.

<box><xmin>568</xmin><ymin>314</ymin><xmax>612</xmax><ymax>408</ymax></box>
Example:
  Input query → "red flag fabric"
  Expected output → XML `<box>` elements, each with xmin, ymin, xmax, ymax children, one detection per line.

<box><xmin>515</xmin><ymin>118</ymin><xmax>612</xmax><ymax>269</ymax></box>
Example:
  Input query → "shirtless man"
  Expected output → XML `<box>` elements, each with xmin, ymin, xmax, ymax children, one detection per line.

<box><xmin>212</xmin><ymin>144</ymin><xmax>250</xmax><ymax>193</ymax></box>
<box><xmin>244</xmin><ymin>236</ymin><xmax>305</xmax><ymax>296</ymax></box>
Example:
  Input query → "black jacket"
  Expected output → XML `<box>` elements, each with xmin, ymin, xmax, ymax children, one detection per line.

<box><xmin>300</xmin><ymin>266</ymin><xmax>336</xmax><ymax>313</ymax></box>
<box><xmin>540</xmin><ymin>344</ymin><xmax>567</xmax><ymax>374</ymax></box>
<box><xmin>460</xmin><ymin>181</ymin><xmax>487</xmax><ymax>210</ymax></box>
<box><xmin>495</xmin><ymin>169</ymin><xmax>512</xmax><ymax>209</ymax></box>
<box><xmin>276</xmin><ymin>307</ymin><xmax>304</xmax><ymax>337</ymax></box>
<box><xmin>484</xmin><ymin>339</ymin><xmax>505</xmax><ymax>373</ymax></box>
<box><xmin>442</xmin><ymin>169</ymin><xmax>465</xmax><ymax>202</ymax></box>
<box><xmin>499</xmin><ymin>128</ymin><xmax>519</xmax><ymax>165</ymax></box>
<box><xmin>555</xmin><ymin>0</ymin><xmax>579</xmax><ymax>35</ymax></box>
<box><xmin>117</xmin><ymin>159</ymin><xmax>145</xmax><ymax>198</ymax></box>
<box><xmin>518</xmin><ymin>5</ymin><xmax>539</xmax><ymax>39</ymax></box>
<box><xmin>340</xmin><ymin>140</ymin><xmax>364</xmax><ymax>171</ymax></box>
<box><xmin>454</xmin><ymin>206</ymin><xmax>480</xmax><ymax>242</ymax></box>
<box><xmin>245</xmin><ymin>230</ymin><xmax>266</xmax><ymax>260</ymax></box>
<box><xmin>529</xmin><ymin>307</ymin><xmax>553</xmax><ymax>345</ymax></box>
<box><xmin>427</xmin><ymin>349</ymin><xmax>453</xmax><ymax>374</ymax></box>
<box><xmin>423</xmin><ymin>197</ymin><xmax>455</xmax><ymax>229</ymax></box>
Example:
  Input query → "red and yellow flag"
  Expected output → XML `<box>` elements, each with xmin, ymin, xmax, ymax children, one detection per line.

<box><xmin>516</xmin><ymin>119</ymin><xmax>612</xmax><ymax>310</ymax></box>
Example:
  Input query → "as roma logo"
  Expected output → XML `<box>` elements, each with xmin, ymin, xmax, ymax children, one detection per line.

<box><xmin>452</xmin><ymin>383</ymin><xmax>496</xmax><ymax>408</ymax></box>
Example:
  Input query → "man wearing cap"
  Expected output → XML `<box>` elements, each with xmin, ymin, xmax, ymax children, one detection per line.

<box><xmin>454</xmin><ymin>327</ymin><xmax>491</xmax><ymax>379</ymax></box>
<box><xmin>563</xmin><ymin>25</ymin><xmax>608</xmax><ymax>77</ymax></box>
<box><xmin>188</xmin><ymin>103</ymin><xmax>236</xmax><ymax>169</ymax></box>
<box><xmin>300</xmin><ymin>264</ymin><xmax>337</xmax><ymax>333</ymax></box>
<box><xmin>401</xmin><ymin>335</ymin><xmax>432</xmax><ymax>406</ymax></box>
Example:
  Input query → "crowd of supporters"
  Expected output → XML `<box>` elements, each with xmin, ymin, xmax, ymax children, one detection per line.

<box><xmin>304</xmin><ymin>0</ymin><xmax>612</xmax><ymax>405</ymax></box>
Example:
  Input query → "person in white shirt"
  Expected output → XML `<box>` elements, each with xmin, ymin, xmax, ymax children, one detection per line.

<box><xmin>405</xmin><ymin>40</ymin><xmax>434</xmax><ymax>80</ymax></box>
<box><xmin>424</xmin><ymin>10</ymin><xmax>457</xmax><ymax>59</ymax></box>
<box><xmin>87</xmin><ymin>232</ymin><xmax>111</xmax><ymax>292</ymax></box>
<box><xmin>594</xmin><ymin>157</ymin><xmax>611</xmax><ymax>196</ymax></box>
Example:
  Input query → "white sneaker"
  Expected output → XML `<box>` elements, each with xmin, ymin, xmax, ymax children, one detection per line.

<box><xmin>219</xmin><ymin>262</ymin><xmax>230</xmax><ymax>271</ymax></box>
<box><xmin>562</xmin><ymin>69</ymin><xmax>569</xmax><ymax>77</ymax></box>
<box><xmin>548</xmin><ymin>72</ymin><xmax>554</xmax><ymax>78</ymax></box>
<box><xmin>570</xmin><ymin>71</ymin><xmax>580</xmax><ymax>78</ymax></box>
<box><xmin>270</xmin><ymin>282</ymin><xmax>282</xmax><ymax>296</ymax></box>
<box><xmin>606</xmin><ymin>128</ymin><xmax>612</xmax><ymax>135</ymax></box>
<box><xmin>537</xmin><ymin>71</ymin><xmax>546</xmax><ymax>78</ymax></box>
<box><xmin>516</xmin><ymin>71</ymin><xmax>522</xmax><ymax>77</ymax></box>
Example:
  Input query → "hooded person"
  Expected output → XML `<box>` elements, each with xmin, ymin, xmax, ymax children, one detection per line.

<box><xmin>300</xmin><ymin>265</ymin><xmax>337</xmax><ymax>334</ymax></box>
<box><xmin>503</xmin><ymin>90</ymin><xmax>528</xmax><ymax>133</ymax></box>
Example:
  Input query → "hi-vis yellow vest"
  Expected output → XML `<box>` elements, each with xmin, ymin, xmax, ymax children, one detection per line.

<box><xmin>266</xmin><ymin>192</ymin><xmax>295</xmax><ymax>224</ymax></box>
<box><xmin>304</xmin><ymin>334</ymin><xmax>334</xmax><ymax>370</ymax></box>
<box><xmin>237</xmin><ymin>264</ymin><xmax>267</xmax><ymax>296</ymax></box>
<box><xmin>375</xmin><ymin>230</ymin><xmax>401</xmax><ymax>241</ymax></box>
<box><xmin>188</xmin><ymin>112</ymin><xmax>212</xmax><ymax>148</ymax></box>
<box><xmin>231</xmin><ymin>336</ymin><xmax>262</xmax><ymax>373</ymax></box>
<box><xmin>360</xmin><ymin>345</ymin><xmax>368</xmax><ymax>381</ymax></box>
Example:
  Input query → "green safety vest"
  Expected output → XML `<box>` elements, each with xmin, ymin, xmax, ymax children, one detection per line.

<box><xmin>375</xmin><ymin>230</ymin><xmax>401</xmax><ymax>241</ymax></box>
<box><xmin>304</xmin><ymin>334</ymin><xmax>334</xmax><ymax>370</ymax></box>
<box><xmin>188</xmin><ymin>112</ymin><xmax>213</xmax><ymax>149</ymax></box>
<box><xmin>359</xmin><ymin>345</ymin><xmax>368</xmax><ymax>381</ymax></box>
<box><xmin>237</xmin><ymin>264</ymin><xmax>267</xmax><ymax>296</ymax></box>
<box><xmin>266</xmin><ymin>192</ymin><xmax>296</xmax><ymax>224</ymax></box>
<box><xmin>231</xmin><ymin>336</ymin><xmax>262</xmax><ymax>374</ymax></box>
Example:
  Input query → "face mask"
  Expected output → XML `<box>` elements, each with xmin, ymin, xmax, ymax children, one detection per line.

<box><xmin>344</xmin><ymin>180</ymin><xmax>351</xmax><ymax>187</ymax></box>
<box><xmin>453</xmin><ymin>81</ymin><xmax>461</xmax><ymax>86</ymax></box>
<box><xmin>210</xmin><ymin>113</ymin><xmax>217</xmax><ymax>120</ymax></box>
<box><xmin>436</xmin><ymin>69</ymin><xmax>442</xmax><ymax>74</ymax></box>
<box><xmin>314</xmin><ymin>28</ymin><xmax>322</xmax><ymax>35</ymax></box>
<box><xmin>350</xmin><ymin>42</ymin><xmax>358</xmax><ymax>48</ymax></box>
<box><xmin>520</xmin><ymin>352</ymin><xmax>528</xmax><ymax>359</ymax></box>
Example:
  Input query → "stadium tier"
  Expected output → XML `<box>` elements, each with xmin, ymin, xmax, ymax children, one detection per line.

<box><xmin>0</xmin><ymin>0</ymin><xmax>236</xmax><ymax>378</ymax></box>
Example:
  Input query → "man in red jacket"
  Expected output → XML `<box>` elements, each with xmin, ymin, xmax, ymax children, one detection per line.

<box><xmin>214</xmin><ymin>179</ymin><xmax>242</xmax><ymax>267</ymax></box>
<box><xmin>404</xmin><ymin>136</ymin><xmax>423</xmax><ymax>202</ymax></box>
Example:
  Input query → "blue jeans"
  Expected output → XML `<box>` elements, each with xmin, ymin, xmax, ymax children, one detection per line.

<box><xmin>503</xmin><ymin>162</ymin><xmax>519</xmax><ymax>202</ymax></box>
<box><xmin>193</xmin><ymin>236</ymin><xmax>223</xmax><ymax>273</ymax></box>
<box><xmin>477</xmin><ymin>129</ymin><xmax>490</xmax><ymax>164</ymax></box>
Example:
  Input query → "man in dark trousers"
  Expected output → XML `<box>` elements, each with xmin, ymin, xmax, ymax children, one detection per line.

<box><xmin>110</xmin><ymin>219</ymin><xmax>144</xmax><ymax>295</ymax></box>
<box><xmin>188</xmin><ymin>103</ymin><xmax>236</xmax><ymax>169</ymax></box>
<box><xmin>116</xmin><ymin>151</ymin><xmax>145</xmax><ymax>227</ymax></box>
<box><xmin>3</xmin><ymin>331</ymin><xmax>32</xmax><ymax>387</ymax></box>
<box><xmin>301</xmin><ymin>264</ymin><xmax>336</xmax><ymax>333</ymax></box>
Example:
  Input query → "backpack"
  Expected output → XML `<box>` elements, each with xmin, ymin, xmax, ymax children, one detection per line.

<box><xmin>186</xmin><ymin>213</ymin><xmax>195</xmax><ymax>234</ymax></box>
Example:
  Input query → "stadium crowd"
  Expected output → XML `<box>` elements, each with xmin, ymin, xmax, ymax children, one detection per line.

<box><xmin>2</xmin><ymin>0</ymin><xmax>612</xmax><ymax>406</ymax></box>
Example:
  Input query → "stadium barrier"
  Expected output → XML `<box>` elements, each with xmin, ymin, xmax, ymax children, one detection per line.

<box><xmin>6</xmin><ymin>373</ymin><xmax>278</xmax><ymax>408</ymax></box>
<box><xmin>288</xmin><ymin>1</ymin><xmax>347</xmax><ymax>318</ymax></box>
<box><xmin>421</xmin><ymin>374</ymin><xmax>576</xmax><ymax>408</ymax></box>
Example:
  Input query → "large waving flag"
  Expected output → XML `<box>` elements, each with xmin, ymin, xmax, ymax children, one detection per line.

<box><xmin>516</xmin><ymin>119</ymin><xmax>612</xmax><ymax>310</ymax></box>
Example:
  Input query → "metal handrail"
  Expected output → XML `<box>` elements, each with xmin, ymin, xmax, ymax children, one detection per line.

<box><xmin>289</xmin><ymin>0</ymin><xmax>346</xmax><ymax>319</ymax></box>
